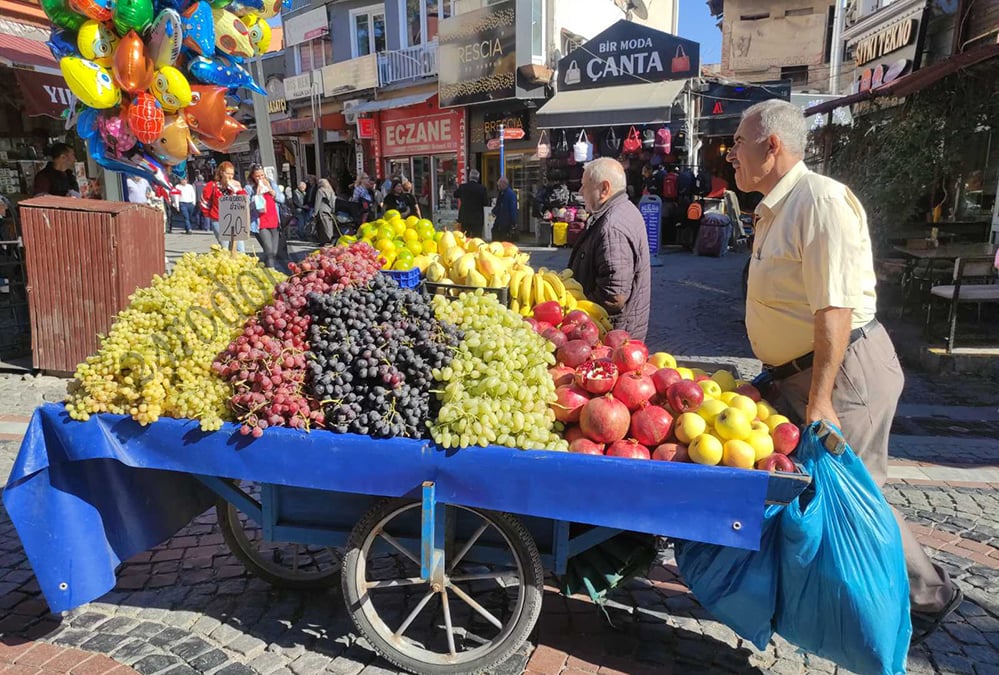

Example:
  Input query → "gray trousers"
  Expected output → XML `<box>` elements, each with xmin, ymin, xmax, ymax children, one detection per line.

<box><xmin>775</xmin><ymin>322</ymin><xmax>955</xmax><ymax>614</ymax></box>
<box><xmin>254</xmin><ymin>227</ymin><xmax>281</xmax><ymax>270</ymax></box>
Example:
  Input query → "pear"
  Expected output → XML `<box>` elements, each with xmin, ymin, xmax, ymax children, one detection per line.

<box><xmin>466</xmin><ymin>270</ymin><xmax>488</xmax><ymax>287</ymax></box>
<box><xmin>488</xmin><ymin>241</ymin><xmax>506</xmax><ymax>257</ymax></box>
<box><xmin>426</xmin><ymin>261</ymin><xmax>447</xmax><ymax>282</ymax></box>
<box><xmin>476</xmin><ymin>248</ymin><xmax>508</xmax><ymax>277</ymax></box>
<box><xmin>454</xmin><ymin>252</ymin><xmax>477</xmax><ymax>280</ymax></box>
<box><xmin>439</xmin><ymin>231</ymin><xmax>458</xmax><ymax>253</ymax></box>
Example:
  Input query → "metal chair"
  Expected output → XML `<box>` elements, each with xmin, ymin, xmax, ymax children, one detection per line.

<box><xmin>924</xmin><ymin>255</ymin><xmax>999</xmax><ymax>353</ymax></box>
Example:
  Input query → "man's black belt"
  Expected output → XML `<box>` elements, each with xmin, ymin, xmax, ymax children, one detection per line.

<box><xmin>765</xmin><ymin>318</ymin><xmax>880</xmax><ymax>381</ymax></box>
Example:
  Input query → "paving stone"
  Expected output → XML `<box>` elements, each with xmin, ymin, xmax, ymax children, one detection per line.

<box><xmin>326</xmin><ymin>645</ymin><xmax>372</xmax><ymax>675</ymax></box>
<box><xmin>97</xmin><ymin>616</ymin><xmax>142</xmax><ymax>635</ymax></box>
<box><xmin>151</xmin><ymin>627</ymin><xmax>198</xmax><ymax>648</ymax></box>
<box><xmin>163</xmin><ymin>667</ymin><xmax>200</xmax><ymax>675</ymax></box>
<box><xmin>244</xmin><ymin>652</ymin><xmax>287</xmax><ymax>675</ymax></box>
<box><xmin>188</xmin><ymin>648</ymin><xmax>229</xmax><ymax>672</ymax></box>
<box><xmin>212</xmin><ymin>665</ymin><xmax>258</xmax><ymax>675</ymax></box>
<box><xmin>225</xmin><ymin>634</ymin><xmax>267</xmax><ymax>659</ymax></box>
<box><xmin>112</xmin><ymin>638</ymin><xmax>163</xmax><ymax>665</ymax></box>
<box><xmin>934</xmin><ymin>652</ymin><xmax>976</xmax><ymax>674</ymax></box>
<box><xmin>170</xmin><ymin>637</ymin><xmax>214</xmax><ymax>661</ymax></box>
<box><xmin>71</xmin><ymin>611</ymin><xmax>113</xmax><ymax>630</ymax></box>
<box><xmin>133</xmin><ymin>654</ymin><xmax>183</xmax><ymax>675</ymax></box>
<box><xmin>288</xmin><ymin>653</ymin><xmax>332</xmax><ymax>674</ymax></box>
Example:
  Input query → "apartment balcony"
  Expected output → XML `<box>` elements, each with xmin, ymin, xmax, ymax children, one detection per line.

<box><xmin>378</xmin><ymin>39</ymin><xmax>438</xmax><ymax>87</ymax></box>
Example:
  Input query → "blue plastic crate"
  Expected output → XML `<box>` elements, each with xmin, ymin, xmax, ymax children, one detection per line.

<box><xmin>380</xmin><ymin>268</ymin><xmax>422</xmax><ymax>289</ymax></box>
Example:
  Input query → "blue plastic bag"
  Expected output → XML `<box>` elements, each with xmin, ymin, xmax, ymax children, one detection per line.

<box><xmin>776</xmin><ymin>422</ymin><xmax>911</xmax><ymax>675</ymax></box>
<box><xmin>675</xmin><ymin>503</ymin><xmax>783</xmax><ymax>649</ymax></box>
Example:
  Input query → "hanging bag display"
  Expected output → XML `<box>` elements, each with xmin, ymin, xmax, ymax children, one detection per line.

<box><xmin>537</xmin><ymin>129</ymin><xmax>551</xmax><ymax>159</ymax></box>
<box><xmin>622</xmin><ymin>126</ymin><xmax>642</xmax><ymax>154</ymax></box>
<box><xmin>642</xmin><ymin>128</ymin><xmax>656</xmax><ymax>149</ymax></box>
<box><xmin>601</xmin><ymin>127</ymin><xmax>620</xmax><ymax>156</ymax></box>
<box><xmin>552</xmin><ymin>130</ymin><xmax>570</xmax><ymax>159</ymax></box>
<box><xmin>672</xmin><ymin>45</ymin><xmax>690</xmax><ymax>73</ymax></box>
<box><xmin>573</xmin><ymin>129</ymin><xmax>591</xmax><ymax>163</ymax></box>
<box><xmin>564</xmin><ymin>60</ymin><xmax>581</xmax><ymax>86</ymax></box>
<box><xmin>655</xmin><ymin>127</ymin><xmax>672</xmax><ymax>154</ymax></box>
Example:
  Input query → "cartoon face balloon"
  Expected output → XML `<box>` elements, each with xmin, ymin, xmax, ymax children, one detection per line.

<box><xmin>151</xmin><ymin>65</ymin><xmax>192</xmax><ymax>112</ymax></box>
<box><xmin>244</xmin><ymin>15</ymin><xmax>272</xmax><ymax>55</ymax></box>
<box><xmin>98</xmin><ymin>112</ymin><xmax>138</xmax><ymax>156</ymax></box>
<box><xmin>181</xmin><ymin>2</ymin><xmax>215</xmax><ymax>56</ymax></box>
<box><xmin>77</xmin><ymin>20</ymin><xmax>120</xmax><ymax>67</ymax></box>
<box><xmin>60</xmin><ymin>56</ymin><xmax>121</xmax><ymax>109</ymax></box>
<box><xmin>69</xmin><ymin>0</ymin><xmax>113</xmax><ymax>23</ymax></box>
<box><xmin>113</xmin><ymin>31</ymin><xmax>156</xmax><ymax>94</ymax></box>
<box><xmin>126</xmin><ymin>92</ymin><xmax>165</xmax><ymax>145</ymax></box>
<box><xmin>147</xmin><ymin>9</ymin><xmax>184</xmax><ymax>69</ymax></box>
<box><xmin>182</xmin><ymin>84</ymin><xmax>228</xmax><ymax>139</ymax></box>
<box><xmin>212</xmin><ymin>9</ymin><xmax>254</xmax><ymax>58</ymax></box>
<box><xmin>113</xmin><ymin>0</ymin><xmax>155</xmax><ymax>36</ymax></box>
<box><xmin>41</xmin><ymin>0</ymin><xmax>87</xmax><ymax>32</ymax></box>
<box><xmin>151</xmin><ymin>115</ymin><xmax>200</xmax><ymax>165</ymax></box>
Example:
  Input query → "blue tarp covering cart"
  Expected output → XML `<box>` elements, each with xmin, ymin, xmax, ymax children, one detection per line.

<box><xmin>5</xmin><ymin>403</ymin><xmax>810</xmax><ymax>674</ymax></box>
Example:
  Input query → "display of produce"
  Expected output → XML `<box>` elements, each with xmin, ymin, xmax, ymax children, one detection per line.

<box><xmin>213</xmin><ymin>243</ymin><xmax>383</xmax><ymax>435</ymax></box>
<box><xmin>429</xmin><ymin>290</ymin><xmax>567</xmax><ymax>452</ymax></box>
<box><xmin>305</xmin><ymin>274</ymin><xmax>462</xmax><ymax>438</ymax></box>
<box><xmin>65</xmin><ymin>247</ymin><xmax>283</xmax><ymax>430</ymax></box>
<box><xmin>345</xmin><ymin>211</ymin><xmax>440</xmax><ymax>272</ymax></box>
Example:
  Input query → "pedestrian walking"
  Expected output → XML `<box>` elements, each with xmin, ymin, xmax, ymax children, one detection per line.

<box><xmin>170</xmin><ymin>176</ymin><xmax>197</xmax><ymax>234</ymax></box>
<box><xmin>490</xmin><ymin>177</ymin><xmax>518</xmax><ymax>242</ymax></box>
<box><xmin>729</xmin><ymin>99</ymin><xmax>963</xmax><ymax>643</ymax></box>
<box><xmin>32</xmin><ymin>143</ymin><xmax>80</xmax><ymax>197</ymax></box>
<box><xmin>351</xmin><ymin>174</ymin><xmax>376</xmax><ymax>223</ymax></box>
<box><xmin>201</xmin><ymin>161</ymin><xmax>246</xmax><ymax>253</ymax></box>
<box><xmin>567</xmin><ymin>158</ymin><xmax>651</xmax><ymax>342</ymax></box>
<box><xmin>245</xmin><ymin>164</ymin><xmax>285</xmax><ymax>270</ymax></box>
<box><xmin>292</xmin><ymin>181</ymin><xmax>308</xmax><ymax>238</ymax></box>
<box><xmin>454</xmin><ymin>169</ymin><xmax>489</xmax><ymax>238</ymax></box>
<box><xmin>126</xmin><ymin>174</ymin><xmax>152</xmax><ymax>205</ymax></box>
<box><xmin>313</xmin><ymin>178</ymin><xmax>338</xmax><ymax>245</ymax></box>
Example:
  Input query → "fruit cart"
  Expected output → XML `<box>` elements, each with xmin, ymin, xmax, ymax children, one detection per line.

<box><xmin>5</xmin><ymin>404</ymin><xmax>810</xmax><ymax>675</ymax></box>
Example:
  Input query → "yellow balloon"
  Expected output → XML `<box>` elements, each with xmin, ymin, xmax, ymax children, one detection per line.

<box><xmin>60</xmin><ymin>56</ymin><xmax>120</xmax><ymax>109</ymax></box>
<box><xmin>77</xmin><ymin>20</ymin><xmax>119</xmax><ymax>67</ymax></box>
<box><xmin>150</xmin><ymin>66</ymin><xmax>192</xmax><ymax>113</ymax></box>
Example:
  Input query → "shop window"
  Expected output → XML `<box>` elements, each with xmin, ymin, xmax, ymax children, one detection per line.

<box><xmin>351</xmin><ymin>5</ymin><xmax>387</xmax><ymax>57</ymax></box>
<box><xmin>402</xmin><ymin>0</ymin><xmax>454</xmax><ymax>46</ymax></box>
<box><xmin>780</xmin><ymin>65</ymin><xmax>809</xmax><ymax>87</ymax></box>
<box><xmin>297</xmin><ymin>37</ymin><xmax>332</xmax><ymax>72</ymax></box>
<box><xmin>531</xmin><ymin>0</ymin><xmax>543</xmax><ymax>63</ymax></box>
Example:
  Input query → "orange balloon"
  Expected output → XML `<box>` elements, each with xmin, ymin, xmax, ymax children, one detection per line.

<box><xmin>112</xmin><ymin>30</ymin><xmax>154</xmax><ymax>94</ymax></box>
<box><xmin>183</xmin><ymin>84</ymin><xmax>228</xmax><ymax>141</ymax></box>
<box><xmin>200</xmin><ymin>115</ymin><xmax>246</xmax><ymax>151</ymax></box>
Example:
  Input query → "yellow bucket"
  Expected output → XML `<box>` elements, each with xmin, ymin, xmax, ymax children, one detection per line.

<box><xmin>553</xmin><ymin>221</ymin><xmax>569</xmax><ymax>247</ymax></box>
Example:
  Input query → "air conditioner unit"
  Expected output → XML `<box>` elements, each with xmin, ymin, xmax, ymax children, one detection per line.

<box><xmin>343</xmin><ymin>99</ymin><xmax>361</xmax><ymax>124</ymax></box>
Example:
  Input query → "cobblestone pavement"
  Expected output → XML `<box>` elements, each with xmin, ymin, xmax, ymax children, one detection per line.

<box><xmin>1</xmin><ymin>243</ymin><xmax>998</xmax><ymax>675</ymax></box>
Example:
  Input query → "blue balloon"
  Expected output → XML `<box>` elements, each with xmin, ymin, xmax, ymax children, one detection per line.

<box><xmin>188</xmin><ymin>54</ymin><xmax>264</xmax><ymax>95</ymax></box>
<box><xmin>76</xmin><ymin>106</ymin><xmax>101</xmax><ymax>142</ymax></box>
<box><xmin>47</xmin><ymin>28</ymin><xmax>78</xmax><ymax>60</ymax></box>
<box><xmin>169</xmin><ymin>160</ymin><xmax>188</xmax><ymax>181</ymax></box>
<box><xmin>87</xmin><ymin>134</ymin><xmax>172</xmax><ymax>188</ymax></box>
<box><xmin>225</xmin><ymin>0</ymin><xmax>263</xmax><ymax>14</ymax></box>
<box><xmin>180</xmin><ymin>1</ymin><xmax>214</xmax><ymax>56</ymax></box>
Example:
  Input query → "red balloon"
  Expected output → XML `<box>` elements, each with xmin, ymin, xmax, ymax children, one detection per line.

<box><xmin>126</xmin><ymin>92</ymin><xmax>165</xmax><ymax>145</ymax></box>
<box><xmin>112</xmin><ymin>30</ymin><xmax>155</xmax><ymax>94</ymax></box>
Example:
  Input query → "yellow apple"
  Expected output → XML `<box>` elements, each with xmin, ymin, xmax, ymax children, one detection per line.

<box><xmin>715</xmin><ymin>407</ymin><xmax>753</xmax><ymax>441</ymax></box>
<box><xmin>698</xmin><ymin>379</ymin><xmax>722</xmax><ymax>399</ymax></box>
<box><xmin>729</xmin><ymin>394</ymin><xmax>758</xmax><ymax>419</ymax></box>
<box><xmin>649</xmin><ymin>352</ymin><xmax>677</xmax><ymax>369</ymax></box>
<box><xmin>710</xmin><ymin>369</ymin><xmax>738</xmax><ymax>392</ymax></box>
<box><xmin>746</xmin><ymin>430</ymin><xmax>774</xmax><ymax>461</ymax></box>
<box><xmin>674</xmin><ymin>412</ymin><xmax>707</xmax><ymax>444</ymax></box>
<box><xmin>697</xmin><ymin>399</ymin><xmax>728</xmax><ymax>424</ymax></box>
<box><xmin>689</xmin><ymin>434</ymin><xmax>723</xmax><ymax>466</ymax></box>
<box><xmin>756</xmin><ymin>401</ymin><xmax>777</xmax><ymax>422</ymax></box>
<box><xmin>691</xmin><ymin>368</ymin><xmax>707</xmax><ymax>378</ymax></box>
<box><xmin>750</xmin><ymin>420</ymin><xmax>770</xmax><ymax>434</ymax></box>
<box><xmin>720</xmin><ymin>391</ymin><xmax>739</xmax><ymax>405</ymax></box>
<box><xmin>676</xmin><ymin>367</ymin><xmax>695</xmax><ymax>381</ymax></box>
<box><xmin>766</xmin><ymin>414</ymin><xmax>791</xmax><ymax>432</ymax></box>
<box><xmin>722</xmin><ymin>439</ymin><xmax>756</xmax><ymax>468</ymax></box>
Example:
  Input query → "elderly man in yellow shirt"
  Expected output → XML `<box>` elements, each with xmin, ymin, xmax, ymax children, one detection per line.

<box><xmin>729</xmin><ymin>99</ymin><xmax>961</xmax><ymax>644</ymax></box>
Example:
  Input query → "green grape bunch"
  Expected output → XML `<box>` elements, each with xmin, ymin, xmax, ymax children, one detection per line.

<box><xmin>66</xmin><ymin>247</ymin><xmax>284</xmax><ymax>430</ymax></box>
<box><xmin>429</xmin><ymin>290</ymin><xmax>568</xmax><ymax>452</ymax></box>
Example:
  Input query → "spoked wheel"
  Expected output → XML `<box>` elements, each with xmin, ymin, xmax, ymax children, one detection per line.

<box><xmin>216</xmin><ymin>481</ymin><xmax>342</xmax><ymax>589</ymax></box>
<box><xmin>342</xmin><ymin>499</ymin><xmax>543</xmax><ymax>675</ymax></box>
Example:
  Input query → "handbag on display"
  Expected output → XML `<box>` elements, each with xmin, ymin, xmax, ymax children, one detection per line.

<box><xmin>553</xmin><ymin>130</ymin><xmax>570</xmax><ymax>158</ymax></box>
<box><xmin>601</xmin><ymin>127</ymin><xmax>620</xmax><ymax>156</ymax></box>
<box><xmin>564</xmin><ymin>60</ymin><xmax>581</xmax><ymax>86</ymax></box>
<box><xmin>573</xmin><ymin>129</ymin><xmax>591</xmax><ymax>163</ymax></box>
<box><xmin>655</xmin><ymin>127</ymin><xmax>672</xmax><ymax>154</ymax></box>
<box><xmin>642</xmin><ymin>128</ymin><xmax>656</xmax><ymax>149</ymax></box>
<box><xmin>622</xmin><ymin>126</ymin><xmax>642</xmax><ymax>154</ymax></box>
<box><xmin>672</xmin><ymin>45</ymin><xmax>690</xmax><ymax>73</ymax></box>
<box><xmin>537</xmin><ymin>129</ymin><xmax>551</xmax><ymax>159</ymax></box>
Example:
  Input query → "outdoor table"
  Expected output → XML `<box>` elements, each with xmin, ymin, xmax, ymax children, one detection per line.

<box><xmin>892</xmin><ymin>242</ymin><xmax>997</xmax><ymax>317</ymax></box>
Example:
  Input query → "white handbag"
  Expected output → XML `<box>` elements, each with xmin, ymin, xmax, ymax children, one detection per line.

<box><xmin>573</xmin><ymin>129</ymin><xmax>591</xmax><ymax>164</ymax></box>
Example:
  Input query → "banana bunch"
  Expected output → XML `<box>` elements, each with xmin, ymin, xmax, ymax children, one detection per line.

<box><xmin>507</xmin><ymin>268</ymin><xmax>572</xmax><ymax>314</ymax></box>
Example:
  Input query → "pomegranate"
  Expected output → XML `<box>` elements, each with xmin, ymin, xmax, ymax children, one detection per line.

<box><xmin>533</xmin><ymin>320</ymin><xmax>553</xmax><ymax>334</ymax></box>
<box><xmin>567</xmin><ymin>320</ymin><xmax>600</xmax><ymax>346</ymax></box>
<box><xmin>532</xmin><ymin>300</ymin><xmax>564</xmax><ymax>327</ymax></box>
<box><xmin>606</xmin><ymin>439</ymin><xmax>651</xmax><ymax>459</ymax></box>
<box><xmin>640</xmin><ymin>362</ymin><xmax>659</xmax><ymax>376</ymax></box>
<box><xmin>612</xmin><ymin>340</ymin><xmax>649</xmax><ymax>373</ymax></box>
<box><xmin>580</xmin><ymin>395</ymin><xmax>631</xmax><ymax>444</ymax></box>
<box><xmin>563</xmin><ymin>424</ymin><xmax>585</xmax><ymax>443</ymax></box>
<box><xmin>524</xmin><ymin>318</ymin><xmax>539</xmax><ymax>332</ymax></box>
<box><xmin>603</xmin><ymin>329</ymin><xmax>631</xmax><ymax>349</ymax></box>
<box><xmin>665</xmin><ymin>380</ymin><xmax>704</xmax><ymax>413</ymax></box>
<box><xmin>574</xmin><ymin>359</ymin><xmax>619</xmax><ymax>395</ymax></box>
<box><xmin>652</xmin><ymin>368</ymin><xmax>683</xmax><ymax>395</ymax></box>
<box><xmin>542</xmin><ymin>326</ymin><xmax>568</xmax><ymax>350</ymax></box>
<box><xmin>630</xmin><ymin>403</ymin><xmax>674</xmax><ymax>447</ymax></box>
<box><xmin>590</xmin><ymin>345</ymin><xmax>612</xmax><ymax>361</ymax></box>
<box><xmin>549</xmin><ymin>365</ymin><xmax>575</xmax><ymax>387</ymax></box>
<box><xmin>552</xmin><ymin>384</ymin><xmax>590</xmax><ymax>423</ymax></box>
<box><xmin>556</xmin><ymin>340</ymin><xmax>592</xmax><ymax>368</ymax></box>
<box><xmin>612</xmin><ymin>372</ymin><xmax>656</xmax><ymax>411</ymax></box>
<box><xmin>569</xmin><ymin>438</ymin><xmax>605</xmax><ymax>455</ymax></box>
<box><xmin>562</xmin><ymin>309</ymin><xmax>590</xmax><ymax>327</ymax></box>
<box><xmin>653</xmin><ymin>442</ymin><xmax>688</xmax><ymax>462</ymax></box>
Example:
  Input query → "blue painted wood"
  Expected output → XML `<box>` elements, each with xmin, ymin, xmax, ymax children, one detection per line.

<box><xmin>193</xmin><ymin>475</ymin><xmax>262</xmax><ymax>520</ymax></box>
<box><xmin>262</xmin><ymin>483</ymin><xmax>276</xmax><ymax>543</ymax></box>
<box><xmin>553</xmin><ymin>520</ymin><xmax>571</xmax><ymax>576</ymax></box>
<box><xmin>421</xmin><ymin>482</ymin><xmax>436</xmax><ymax>582</ymax></box>
<box><xmin>566</xmin><ymin>526</ymin><xmax>625</xmax><ymax>559</ymax></box>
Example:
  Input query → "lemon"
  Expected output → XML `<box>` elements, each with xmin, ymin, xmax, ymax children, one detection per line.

<box><xmin>422</xmin><ymin>239</ymin><xmax>438</xmax><ymax>255</ymax></box>
<box><xmin>406</xmin><ymin>215</ymin><xmax>419</xmax><ymax>227</ymax></box>
<box><xmin>383</xmin><ymin>209</ymin><xmax>401</xmax><ymax>221</ymax></box>
<box><xmin>405</xmin><ymin>239</ymin><xmax>422</xmax><ymax>255</ymax></box>
<box><xmin>403</xmin><ymin>228</ymin><xmax>419</xmax><ymax>242</ymax></box>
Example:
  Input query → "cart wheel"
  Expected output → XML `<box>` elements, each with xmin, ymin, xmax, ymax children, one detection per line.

<box><xmin>342</xmin><ymin>499</ymin><xmax>543</xmax><ymax>675</ymax></box>
<box><xmin>216</xmin><ymin>481</ymin><xmax>341</xmax><ymax>589</ymax></box>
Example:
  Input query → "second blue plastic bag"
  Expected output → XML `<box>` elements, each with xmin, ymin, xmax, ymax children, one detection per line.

<box><xmin>776</xmin><ymin>422</ymin><xmax>911</xmax><ymax>675</ymax></box>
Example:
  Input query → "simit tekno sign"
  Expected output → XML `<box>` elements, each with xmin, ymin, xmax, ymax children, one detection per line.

<box><xmin>558</xmin><ymin>20</ymin><xmax>699</xmax><ymax>92</ymax></box>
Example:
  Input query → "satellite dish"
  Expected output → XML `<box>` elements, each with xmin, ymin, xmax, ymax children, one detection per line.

<box><xmin>629</xmin><ymin>0</ymin><xmax>651</xmax><ymax>21</ymax></box>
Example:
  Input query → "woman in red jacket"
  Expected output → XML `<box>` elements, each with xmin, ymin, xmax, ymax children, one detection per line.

<box><xmin>201</xmin><ymin>161</ymin><xmax>246</xmax><ymax>253</ymax></box>
<box><xmin>246</xmin><ymin>164</ymin><xmax>285</xmax><ymax>270</ymax></box>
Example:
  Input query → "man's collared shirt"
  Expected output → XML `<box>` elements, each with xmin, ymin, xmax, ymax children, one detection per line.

<box><xmin>746</xmin><ymin>161</ymin><xmax>878</xmax><ymax>366</ymax></box>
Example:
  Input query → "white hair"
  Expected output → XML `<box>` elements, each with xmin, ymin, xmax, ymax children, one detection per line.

<box><xmin>583</xmin><ymin>157</ymin><xmax>627</xmax><ymax>193</ymax></box>
<box><xmin>743</xmin><ymin>99</ymin><xmax>807</xmax><ymax>158</ymax></box>
<box><xmin>469</xmin><ymin>169</ymin><xmax>480</xmax><ymax>181</ymax></box>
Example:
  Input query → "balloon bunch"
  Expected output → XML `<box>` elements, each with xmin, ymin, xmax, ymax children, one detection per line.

<box><xmin>42</xmin><ymin>0</ymin><xmax>286</xmax><ymax>186</ymax></box>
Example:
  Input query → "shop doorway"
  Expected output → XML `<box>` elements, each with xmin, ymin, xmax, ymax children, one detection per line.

<box><xmin>482</xmin><ymin>151</ymin><xmax>540</xmax><ymax>233</ymax></box>
<box><xmin>382</xmin><ymin>154</ymin><xmax>458</xmax><ymax>228</ymax></box>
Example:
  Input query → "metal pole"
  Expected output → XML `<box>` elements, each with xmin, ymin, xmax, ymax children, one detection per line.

<box><xmin>829</xmin><ymin>0</ymin><xmax>846</xmax><ymax>95</ymax></box>
<box><xmin>311</xmin><ymin>80</ymin><xmax>323</xmax><ymax>179</ymax></box>
<box><xmin>499</xmin><ymin>123</ymin><xmax>505</xmax><ymax>178</ymax></box>
<box><xmin>251</xmin><ymin>56</ymin><xmax>277</xmax><ymax>171</ymax></box>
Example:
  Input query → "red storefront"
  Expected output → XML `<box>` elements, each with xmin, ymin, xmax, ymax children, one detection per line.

<box><xmin>373</xmin><ymin>95</ymin><xmax>466</xmax><ymax>228</ymax></box>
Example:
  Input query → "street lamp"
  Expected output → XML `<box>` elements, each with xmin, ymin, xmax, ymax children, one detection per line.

<box><xmin>310</xmin><ymin>78</ymin><xmax>323</xmax><ymax>179</ymax></box>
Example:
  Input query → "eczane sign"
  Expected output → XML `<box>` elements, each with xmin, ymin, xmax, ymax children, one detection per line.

<box><xmin>381</xmin><ymin>109</ymin><xmax>464</xmax><ymax>156</ymax></box>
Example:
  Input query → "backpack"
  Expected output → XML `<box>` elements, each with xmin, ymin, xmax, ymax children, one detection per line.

<box><xmin>662</xmin><ymin>172</ymin><xmax>678</xmax><ymax>200</ymax></box>
<box><xmin>642</xmin><ymin>128</ymin><xmax>656</xmax><ymax>149</ymax></box>
<box><xmin>687</xmin><ymin>201</ymin><xmax>703</xmax><ymax>221</ymax></box>
<box><xmin>677</xmin><ymin>169</ymin><xmax>696</xmax><ymax>196</ymax></box>
<box><xmin>655</xmin><ymin>127</ymin><xmax>671</xmax><ymax>154</ymax></box>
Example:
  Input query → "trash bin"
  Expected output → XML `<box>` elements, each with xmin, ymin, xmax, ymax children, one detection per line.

<box><xmin>553</xmin><ymin>221</ymin><xmax>569</xmax><ymax>247</ymax></box>
<box><xmin>19</xmin><ymin>197</ymin><xmax>165</xmax><ymax>373</ymax></box>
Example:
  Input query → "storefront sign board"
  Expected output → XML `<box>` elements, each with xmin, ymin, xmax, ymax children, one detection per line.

<box><xmin>266</xmin><ymin>78</ymin><xmax>290</xmax><ymax>120</ymax></box>
<box><xmin>639</xmin><ymin>195</ymin><xmax>662</xmax><ymax>258</ymax></box>
<box><xmin>15</xmin><ymin>70</ymin><xmax>74</xmax><ymax>119</ymax></box>
<box><xmin>381</xmin><ymin>107</ymin><xmax>465</xmax><ymax>157</ymax></box>
<box><xmin>284</xmin><ymin>72</ymin><xmax>318</xmax><ymax>101</ymax></box>
<box><xmin>846</xmin><ymin>6</ymin><xmax>926</xmax><ymax>94</ymax></box>
<box><xmin>558</xmin><ymin>20</ymin><xmax>699</xmax><ymax>92</ymax></box>
<box><xmin>321</xmin><ymin>54</ymin><xmax>378</xmax><ymax>96</ymax></box>
<box><xmin>285</xmin><ymin>7</ymin><xmax>329</xmax><ymax>47</ymax></box>
<box><xmin>438</xmin><ymin>0</ymin><xmax>517</xmax><ymax>107</ymax></box>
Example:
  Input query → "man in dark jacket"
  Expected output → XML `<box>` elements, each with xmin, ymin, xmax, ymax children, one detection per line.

<box><xmin>454</xmin><ymin>169</ymin><xmax>488</xmax><ymax>238</ymax></box>
<box><xmin>568</xmin><ymin>158</ymin><xmax>651</xmax><ymax>342</ymax></box>
<box><xmin>491</xmin><ymin>177</ymin><xmax>518</xmax><ymax>242</ymax></box>
<box><xmin>32</xmin><ymin>143</ymin><xmax>79</xmax><ymax>197</ymax></box>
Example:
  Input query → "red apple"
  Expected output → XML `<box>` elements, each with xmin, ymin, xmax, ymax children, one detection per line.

<box><xmin>532</xmin><ymin>301</ymin><xmax>564</xmax><ymax>327</ymax></box>
<box><xmin>757</xmin><ymin>453</ymin><xmax>795</xmax><ymax>472</ymax></box>
<box><xmin>652</xmin><ymin>368</ymin><xmax>682</xmax><ymax>395</ymax></box>
<box><xmin>652</xmin><ymin>442</ymin><xmax>688</xmax><ymax>462</ymax></box>
<box><xmin>665</xmin><ymin>380</ymin><xmax>704</xmax><ymax>414</ymax></box>
<box><xmin>772</xmin><ymin>423</ymin><xmax>801</xmax><ymax>455</ymax></box>
<box><xmin>735</xmin><ymin>383</ymin><xmax>762</xmax><ymax>403</ymax></box>
<box><xmin>562</xmin><ymin>309</ymin><xmax>590</xmax><ymax>327</ymax></box>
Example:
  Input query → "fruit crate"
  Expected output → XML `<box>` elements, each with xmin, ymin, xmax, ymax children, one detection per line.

<box><xmin>425</xmin><ymin>281</ymin><xmax>510</xmax><ymax>308</ymax></box>
<box><xmin>380</xmin><ymin>268</ymin><xmax>422</xmax><ymax>289</ymax></box>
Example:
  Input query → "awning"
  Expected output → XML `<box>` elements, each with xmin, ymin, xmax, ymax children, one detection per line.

<box><xmin>805</xmin><ymin>43</ymin><xmax>999</xmax><ymax>117</ymax></box>
<box><xmin>535</xmin><ymin>80</ymin><xmax>686</xmax><ymax>129</ymax></box>
<box><xmin>0</xmin><ymin>33</ymin><xmax>58</xmax><ymax>72</ymax></box>
<box><xmin>15</xmin><ymin>69</ymin><xmax>74</xmax><ymax>119</ymax></box>
<box><xmin>350</xmin><ymin>91</ymin><xmax>435</xmax><ymax>115</ymax></box>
